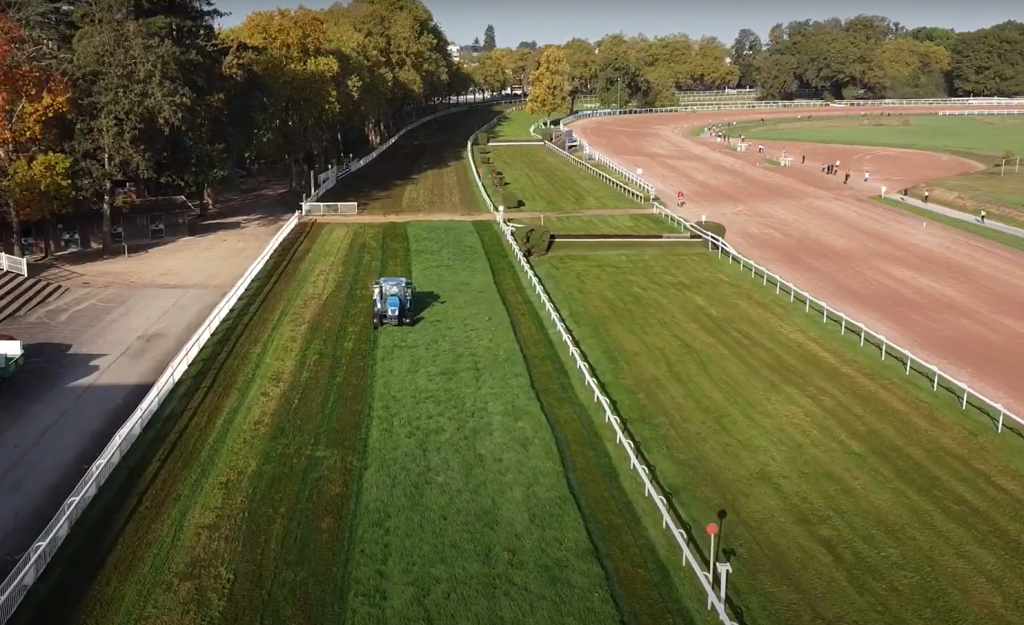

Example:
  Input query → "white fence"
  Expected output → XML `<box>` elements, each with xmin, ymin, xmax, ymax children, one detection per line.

<box><xmin>302</xmin><ymin>202</ymin><xmax>358</xmax><ymax>216</ymax></box>
<box><xmin>542</xmin><ymin>142</ymin><xmax>648</xmax><ymax>204</ymax></box>
<box><xmin>560</xmin><ymin>97</ymin><xmax>1024</xmax><ymax>131</ymax></box>
<box><xmin>305</xmin><ymin>98</ymin><xmax>524</xmax><ymax>206</ymax></box>
<box><xmin>649</xmin><ymin>203</ymin><xmax>1021</xmax><ymax>433</ymax></box>
<box><xmin>0</xmin><ymin>211</ymin><xmax>302</xmax><ymax>625</ymax></box>
<box><xmin>576</xmin><ymin>141</ymin><xmax>657</xmax><ymax>198</ymax></box>
<box><xmin>467</xmin><ymin>110</ymin><xmax>739</xmax><ymax>625</ymax></box>
<box><xmin>939</xmin><ymin>109</ymin><xmax>1024</xmax><ymax>116</ymax></box>
<box><xmin>0</xmin><ymin>253</ymin><xmax>27</xmax><ymax>277</ymax></box>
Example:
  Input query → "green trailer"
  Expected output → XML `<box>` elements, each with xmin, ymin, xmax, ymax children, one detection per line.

<box><xmin>0</xmin><ymin>334</ymin><xmax>24</xmax><ymax>379</ymax></box>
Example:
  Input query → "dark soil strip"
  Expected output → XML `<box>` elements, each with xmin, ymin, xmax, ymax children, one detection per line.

<box><xmin>9</xmin><ymin>222</ymin><xmax>317</xmax><ymax>625</ymax></box>
<box><xmin>474</xmin><ymin>220</ymin><xmax>696</xmax><ymax>625</ymax></box>
<box><xmin>218</xmin><ymin>225</ymin><xmax>382</xmax><ymax>625</ymax></box>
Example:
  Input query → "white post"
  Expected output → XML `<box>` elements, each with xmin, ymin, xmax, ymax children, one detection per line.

<box><xmin>310</xmin><ymin>169</ymin><xmax>315</xmax><ymax>196</ymax></box>
<box><xmin>998</xmin><ymin>409</ymin><xmax>1005</xmax><ymax>433</ymax></box>
<box><xmin>717</xmin><ymin>562</ymin><xmax>733</xmax><ymax>608</ymax></box>
<box><xmin>961</xmin><ymin>387</ymin><xmax>969</xmax><ymax>409</ymax></box>
<box><xmin>707</xmin><ymin>533</ymin><xmax>716</xmax><ymax>610</ymax></box>
<box><xmin>933</xmin><ymin>367</ymin><xmax>940</xmax><ymax>390</ymax></box>
<box><xmin>881</xmin><ymin>339</ymin><xmax>887</xmax><ymax>360</ymax></box>
<box><xmin>906</xmin><ymin>354</ymin><xmax>912</xmax><ymax>374</ymax></box>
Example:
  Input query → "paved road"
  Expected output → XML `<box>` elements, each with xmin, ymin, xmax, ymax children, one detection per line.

<box><xmin>0</xmin><ymin>286</ymin><xmax>222</xmax><ymax>577</ymax></box>
<box><xmin>885</xmin><ymin>193</ymin><xmax>1024</xmax><ymax>239</ymax></box>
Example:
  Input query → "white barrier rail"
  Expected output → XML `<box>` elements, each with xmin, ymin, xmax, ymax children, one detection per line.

<box><xmin>303</xmin><ymin>202</ymin><xmax>358</xmax><ymax>216</ymax></box>
<box><xmin>559</xmin><ymin>98</ymin><xmax>1024</xmax><ymax>130</ymax></box>
<box><xmin>467</xmin><ymin>112</ymin><xmax>738</xmax><ymax>625</ymax></box>
<box><xmin>576</xmin><ymin>140</ymin><xmax>657</xmax><ymax>198</ymax></box>
<box><xmin>307</xmin><ymin>98</ymin><xmax>525</xmax><ymax>204</ymax></box>
<box><xmin>938</xmin><ymin>109</ymin><xmax>1024</xmax><ymax>116</ymax></box>
<box><xmin>0</xmin><ymin>211</ymin><xmax>302</xmax><ymax>625</ymax></box>
<box><xmin>542</xmin><ymin>142</ymin><xmax>647</xmax><ymax>204</ymax></box>
<box><xmin>0</xmin><ymin>253</ymin><xmax>27</xmax><ymax>277</ymax></box>
<box><xmin>650</xmin><ymin>203</ymin><xmax>1022</xmax><ymax>434</ymax></box>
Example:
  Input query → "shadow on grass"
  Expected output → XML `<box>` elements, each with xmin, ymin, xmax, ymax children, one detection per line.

<box><xmin>6</xmin><ymin>223</ymin><xmax>314</xmax><ymax>625</ymax></box>
<box><xmin>319</xmin><ymin>107</ymin><xmax>506</xmax><ymax>212</ymax></box>
<box><xmin>411</xmin><ymin>290</ymin><xmax>444</xmax><ymax>325</ymax></box>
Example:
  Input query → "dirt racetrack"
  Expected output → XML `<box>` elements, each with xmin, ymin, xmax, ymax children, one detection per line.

<box><xmin>573</xmin><ymin>107</ymin><xmax>1024</xmax><ymax>413</ymax></box>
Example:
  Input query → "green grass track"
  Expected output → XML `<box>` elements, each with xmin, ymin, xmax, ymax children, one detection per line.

<box><xmin>343</xmin><ymin>221</ymin><xmax>620</xmax><ymax>624</ymax></box>
<box><xmin>474</xmin><ymin>221</ymin><xmax>694</xmax><ymax>625</ymax></box>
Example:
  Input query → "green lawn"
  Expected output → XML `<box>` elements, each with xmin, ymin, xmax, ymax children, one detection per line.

<box><xmin>483</xmin><ymin>145</ymin><xmax>641</xmax><ymax>213</ymax></box>
<box><xmin>735</xmin><ymin>114</ymin><xmax>1024</xmax><ymax>158</ymax></box>
<box><xmin>532</xmin><ymin>247</ymin><xmax>1024</xmax><ymax>625</ymax></box>
<box><xmin>736</xmin><ymin>114</ymin><xmax>1024</xmax><ymax>221</ymax></box>
<box><xmin>341</xmin><ymin>221</ymin><xmax>620</xmax><ymax>625</ymax></box>
<box><xmin>490</xmin><ymin>109</ymin><xmax>548</xmax><ymax>140</ymax></box>
<box><xmin>514</xmin><ymin>214</ymin><xmax>678</xmax><ymax>234</ymax></box>
<box><xmin>873</xmin><ymin>197</ymin><xmax>1024</xmax><ymax>252</ymax></box>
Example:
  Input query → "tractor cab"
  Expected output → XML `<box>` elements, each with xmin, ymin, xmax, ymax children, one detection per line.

<box><xmin>0</xmin><ymin>333</ymin><xmax>25</xmax><ymax>379</ymax></box>
<box><xmin>372</xmin><ymin>277</ymin><xmax>415</xmax><ymax>328</ymax></box>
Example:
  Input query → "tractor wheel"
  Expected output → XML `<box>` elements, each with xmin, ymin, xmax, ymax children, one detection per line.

<box><xmin>372</xmin><ymin>313</ymin><xmax>380</xmax><ymax>329</ymax></box>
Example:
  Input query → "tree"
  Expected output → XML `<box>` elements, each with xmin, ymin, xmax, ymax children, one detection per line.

<box><xmin>0</xmin><ymin>11</ymin><xmax>71</xmax><ymax>255</ymax></box>
<box><xmin>527</xmin><ymin>46</ymin><xmax>570</xmax><ymax>119</ymax></box>
<box><xmin>1</xmin><ymin>152</ymin><xmax>72</xmax><ymax>256</ymax></box>
<box><xmin>516</xmin><ymin>40</ymin><xmax>537</xmax><ymax>50</ymax></box>
<box><xmin>483</xmin><ymin>24</ymin><xmax>495</xmax><ymax>51</ymax></box>
<box><xmin>731</xmin><ymin>29</ymin><xmax>762</xmax><ymax>88</ymax></box>
<box><xmin>71</xmin><ymin>0</ymin><xmax>193</xmax><ymax>255</ymax></box>
<box><xmin>472</xmin><ymin>36</ymin><xmax>480</xmax><ymax>49</ymax></box>
<box><xmin>869</xmin><ymin>38</ymin><xmax>951</xmax><ymax>98</ymax></box>
<box><xmin>951</xmin><ymin>21</ymin><xmax>1024</xmax><ymax>96</ymax></box>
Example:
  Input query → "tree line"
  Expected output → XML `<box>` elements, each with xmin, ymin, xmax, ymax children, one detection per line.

<box><xmin>473</xmin><ymin>16</ymin><xmax>1024</xmax><ymax>111</ymax></box>
<box><xmin>1</xmin><ymin>0</ymin><xmax>471</xmax><ymax>255</ymax></box>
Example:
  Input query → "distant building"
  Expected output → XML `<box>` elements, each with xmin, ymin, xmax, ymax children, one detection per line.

<box><xmin>448</xmin><ymin>43</ymin><xmax>460</xmax><ymax>62</ymax></box>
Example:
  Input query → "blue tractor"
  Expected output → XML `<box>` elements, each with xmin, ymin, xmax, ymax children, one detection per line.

<box><xmin>372</xmin><ymin>277</ymin><xmax>415</xmax><ymax>329</ymax></box>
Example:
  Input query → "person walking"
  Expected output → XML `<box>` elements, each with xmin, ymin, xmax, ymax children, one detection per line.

<box><xmin>801</xmin><ymin>154</ymin><xmax>806</xmax><ymax>164</ymax></box>
<box><xmin>834</xmin><ymin>160</ymin><xmax>841</xmax><ymax>175</ymax></box>
<box><xmin>923</xmin><ymin>189</ymin><xmax>929</xmax><ymax>203</ymax></box>
<box><xmin>864</xmin><ymin>171</ymin><xmax>870</xmax><ymax>183</ymax></box>
<box><xmin>980</xmin><ymin>209</ymin><xmax>987</xmax><ymax>224</ymax></box>
<box><xmin>821</xmin><ymin>163</ymin><xmax>827</xmax><ymax>173</ymax></box>
<box><xmin>881</xmin><ymin>185</ymin><xmax>886</xmax><ymax>198</ymax></box>
<box><xmin>844</xmin><ymin>171</ymin><xmax>851</xmax><ymax>184</ymax></box>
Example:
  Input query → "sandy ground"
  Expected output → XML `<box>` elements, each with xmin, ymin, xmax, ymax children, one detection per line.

<box><xmin>572</xmin><ymin>106</ymin><xmax>1024</xmax><ymax>414</ymax></box>
<box><xmin>0</xmin><ymin>181</ymin><xmax>294</xmax><ymax>577</ymax></box>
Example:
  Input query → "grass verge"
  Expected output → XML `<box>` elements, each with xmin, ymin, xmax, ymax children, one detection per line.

<box><xmin>490</xmin><ymin>109</ymin><xmax>548</xmax><ymax>140</ymax></box>
<box><xmin>475</xmin><ymin>220</ymin><xmax>696</xmax><ymax>625</ymax></box>
<box><xmin>872</xmin><ymin>196</ymin><xmax>1024</xmax><ymax>253</ymax></box>
<box><xmin>532</xmin><ymin>247</ymin><xmax>1024</xmax><ymax>625</ymax></box>
<box><xmin>341</xmin><ymin>221</ymin><xmax>620</xmax><ymax>625</ymax></box>
<box><xmin>483</xmin><ymin>145</ymin><xmax>640</xmax><ymax>213</ymax></box>
<box><xmin>513</xmin><ymin>214</ymin><xmax>679</xmax><ymax>235</ymax></box>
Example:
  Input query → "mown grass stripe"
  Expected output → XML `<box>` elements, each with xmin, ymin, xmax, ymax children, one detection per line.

<box><xmin>343</xmin><ymin>221</ymin><xmax>620</xmax><ymax>625</ymax></box>
<box><xmin>123</xmin><ymin>224</ymin><xmax>355</xmax><ymax>625</ymax></box>
<box><xmin>9</xmin><ymin>222</ymin><xmax>318</xmax><ymax>625</ymax></box>
<box><xmin>474</xmin><ymin>220</ymin><xmax>695</xmax><ymax>625</ymax></box>
<box><xmin>215</xmin><ymin>225</ymin><xmax>381</xmax><ymax>625</ymax></box>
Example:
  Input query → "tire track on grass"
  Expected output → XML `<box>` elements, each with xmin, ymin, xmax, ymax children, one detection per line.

<box><xmin>219</xmin><ymin>225</ymin><xmax>382</xmax><ymax>625</ymax></box>
<box><xmin>9</xmin><ymin>223</ymin><xmax>317</xmax><ymax>625</ymax></box>
<box><xmin>474</xmin><ymin>220</ymin><xmax>696</xmax><ymax>625</ymax></box>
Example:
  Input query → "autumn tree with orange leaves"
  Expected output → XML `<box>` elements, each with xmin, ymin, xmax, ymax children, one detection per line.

<box><xmin>0</xmin><ymin>12</ymin><xmax>71</xmax><ymax>256</ymax></box>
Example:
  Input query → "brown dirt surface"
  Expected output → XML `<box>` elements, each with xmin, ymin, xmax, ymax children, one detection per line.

<box><xmin>573</xmin><ymin>106</ymin><xmax>1024</xmax><ymax>413</ymax></box>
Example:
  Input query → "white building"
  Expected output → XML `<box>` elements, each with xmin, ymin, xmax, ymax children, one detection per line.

<box><xmin>448</xmin><ymin>44</ymin><xmax>460</xmax><ymax>62</ymax></box>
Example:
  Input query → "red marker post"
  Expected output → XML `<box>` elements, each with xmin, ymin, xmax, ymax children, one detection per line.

<box><xmin>706</xmin><ymin>522</ymin><xmax>719</xmax><ymax>607</ymax></box>
<box><xmin>677</xmin><ymin>190</ymin><xmax>685</xmax><ymax>208</ymax></box>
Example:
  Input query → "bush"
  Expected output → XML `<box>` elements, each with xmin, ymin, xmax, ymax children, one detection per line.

<box><xmin>491</xmin><ymin>170</ymin><xmax>505</xmax><ymax>187</ymax></box>
<box><xmin>478</xmin><ymin>147</ymin><xmax>490</xmax><ymax>155</ymax></box>
<box><xmin>476</xmin><ymin>133</ymin><xmax>489</xmax><ymax>146</ymax></box>
<box><xmin>501</xmin><ymin>190</ymin><xmax>520</xmax><ymax>209</ymax></box>
<box><xmin>479</xmin><ymin>155</ymin><xmax>492</xmax><ymax>165</ymax></box>
<box><xmin>514</xmin><ymin>225</ymin><xmax>552</xmax><ymax>257</ymax></box>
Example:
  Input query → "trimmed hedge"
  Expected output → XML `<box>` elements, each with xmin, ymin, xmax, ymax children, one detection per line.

<box><xmin>476</xmin><ymin>133</ymin><xmax>489</xmax><ymax>146</ymax></box>
<box><xmin>514</xmin><ymin>225</ymin><xmax>552</xmax><ymax>257</ymax></box>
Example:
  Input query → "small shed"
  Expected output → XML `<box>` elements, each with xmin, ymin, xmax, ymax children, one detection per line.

<box><xmin>113</xmin><ymin>196</ymin><xmax>196</xmax><ymax>245</ymax></box>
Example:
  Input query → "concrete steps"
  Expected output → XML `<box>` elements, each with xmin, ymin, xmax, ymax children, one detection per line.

<box><xmin>0</xmin><ymin>272</ymin><xmax>69</xmax><ymax>324</ymax></box>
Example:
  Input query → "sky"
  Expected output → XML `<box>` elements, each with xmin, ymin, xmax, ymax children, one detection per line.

<box><xmin>213</xmin><ymin>0</ymin><xmax>1017</xmax><ymax>45</ymax></box>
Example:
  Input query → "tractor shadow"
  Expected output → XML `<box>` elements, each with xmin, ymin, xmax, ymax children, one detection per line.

<box><xmin>410</xmin><ymin>291</ymin><xmax>443</xmax><ymax>325</ymax></box>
